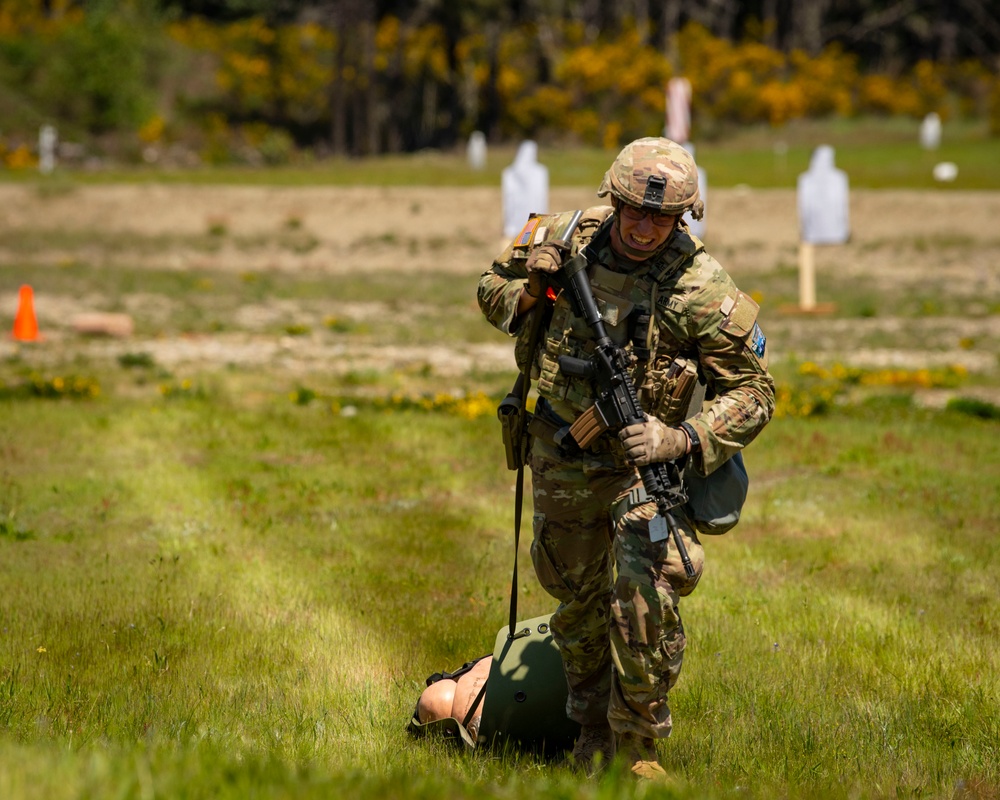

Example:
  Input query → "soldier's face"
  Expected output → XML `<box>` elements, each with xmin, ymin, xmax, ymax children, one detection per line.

<box><xmin>612</xmin><ymin>204</ymin><xmax>679</xmax><ymax>260</ymax></box>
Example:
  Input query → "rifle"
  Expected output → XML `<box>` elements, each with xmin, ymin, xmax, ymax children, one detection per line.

<box><xmin>554</xmin><ymin>243</ymin><xmax>696</xmax><ymax>578</ymax></box>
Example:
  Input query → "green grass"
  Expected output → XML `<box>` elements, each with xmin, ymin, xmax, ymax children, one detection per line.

<box><xmin>0</xmin><ymin>362</ymin><xmax>998</xmax><ymax>799</ymax></box>
<box><xmin>3</xmin><ymin>117</ymin><xmax>999</xmax><ymax>190</ymax></box>
<box><xmin>689</xmin><ymin>117</ymin><xmax>1000</xmax><ymax>190</ymax></box>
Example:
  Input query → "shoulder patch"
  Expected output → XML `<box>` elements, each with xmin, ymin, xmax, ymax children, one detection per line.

<box><xmin>719</xmin><ymin>291</ymin><xmax>759</xmax><ymax>337</ymax></box>
<box><xmin>511</xmin><ymin>210</ymin><xmax>581</xmax><ymax>257</ymax></box>
<box><xmin>749</xmin><ymin>322</ymin><xmax>767</xmax><ymax>358</ymax></box>
<box><xmin>515</xmin><ymin>216</ymin><xmax>540</xmax><ymax>247</ymax></box>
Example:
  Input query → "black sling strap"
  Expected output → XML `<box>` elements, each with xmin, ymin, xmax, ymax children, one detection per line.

<box><xmin>505</xmin><ymin>297</ymin><xmax>549</xmax><ymax>640</ymax></box>
<box><xmin>461</xmin><ymin>299</ymin><xmax>550</xmax><ymax>734</ymax></box>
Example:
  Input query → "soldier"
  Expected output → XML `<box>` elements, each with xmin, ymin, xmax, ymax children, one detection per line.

<box><xmin>477</xmin><ymin>138</ymin><xmax>774</xmax><ymax>779</ymax></box>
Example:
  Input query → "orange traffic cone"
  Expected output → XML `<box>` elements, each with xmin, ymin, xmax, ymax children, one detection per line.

<box><xmin>12</xmin><ymin>284</ymin><xmax>41</xmax><ymax>341</ymax></box>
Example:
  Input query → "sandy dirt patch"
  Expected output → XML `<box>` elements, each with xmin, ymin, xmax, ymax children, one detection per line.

<box><xmin>2</xmin><ymin>183</ymin><xmax>998</xmax><ymax>275</ymax></box>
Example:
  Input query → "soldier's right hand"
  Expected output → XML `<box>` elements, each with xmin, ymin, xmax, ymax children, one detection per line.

<box><xmin>619</xmin><ymin>414</ymin><xmax>689</xmax><ymax>466</ymax></box>
<box><xmin>524</xmin><ymin>243</ymin><xmax>565</xmax><ymax>297</ymax></box>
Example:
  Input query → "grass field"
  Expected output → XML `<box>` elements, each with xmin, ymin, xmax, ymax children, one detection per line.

<box><xmin>5</xmin><ymin>117</ymin><xmax>999</xmax><ymax>190</ymax></box>
<box><xmin>1</xmin><ymin>125</ymin><xmax>999</xmax><ymax>798</ymax></box>
<box><xmin>1</xmin><ymin>340</ymin><xmax>998</xmax><ymax>799</ymax></box>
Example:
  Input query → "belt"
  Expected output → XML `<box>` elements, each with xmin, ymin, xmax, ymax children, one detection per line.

<box><xmin>527</xmin><ymin>398</ymin><xmax>580</xmax><ymax>454</ymax></box>
<box><xmin>528</xmin><ymin>398</ymin><xmax>622</xmax><ymax>457</ymax></box>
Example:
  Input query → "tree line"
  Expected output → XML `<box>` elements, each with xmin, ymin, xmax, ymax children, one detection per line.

<box><xmin>0</xmin><ymin>0</ymin><xmax>998</xmax><ymax>166</ymax></box>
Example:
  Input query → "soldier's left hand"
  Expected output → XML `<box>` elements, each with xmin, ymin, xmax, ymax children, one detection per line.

<box><xmin>619</xmin><ymin>415</ymin><xmax>689</xmax><ymax>466</ymax></box>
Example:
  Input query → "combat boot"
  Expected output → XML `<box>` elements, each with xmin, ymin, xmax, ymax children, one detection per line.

<box><xmin>569</xmin><ymin>723</ymin><xmax>615</xmax><ymax>773</ymax></box>
<box><xmin>617</xmin><ymin>732</ymin><xmax>668</xmax><ymax>780</ymax></box>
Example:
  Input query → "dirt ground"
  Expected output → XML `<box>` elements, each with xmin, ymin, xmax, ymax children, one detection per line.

<box><xmin>2</xmin><ymin>183</ymin><xmax>998</xmax><ymax>274</ymax></box>
<box><xmin>1</xmin><ymin>183</ymin><xmax>998</xmax><ymax>396</ymax></box>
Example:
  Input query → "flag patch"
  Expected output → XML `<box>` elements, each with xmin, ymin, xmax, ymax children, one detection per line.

<box><xmin>749</xmin><ymin>322</ymin><xmax>767</xmax><ymax>358</ymax></box>
<box><xmin>516</xmin><ymin>217</ymin><xmax>540</xmax><ymax>247</ymax></box>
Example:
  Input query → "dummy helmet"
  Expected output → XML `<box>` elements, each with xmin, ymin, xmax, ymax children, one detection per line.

<box><xmin>598</xmin><ymin>137</ymin><xmax>704</xmax><ymax>221</ymax></box>
<box><xmin>417</xmin><ymin>679</ymin><xmax>457</xmax><ymax>724</ymax></box>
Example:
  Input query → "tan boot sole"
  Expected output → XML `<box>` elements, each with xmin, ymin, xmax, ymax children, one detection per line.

<box><xmin>631</xmin><ymin>760</ymin><xmax>669</xmax><ymax>780</ymax></box>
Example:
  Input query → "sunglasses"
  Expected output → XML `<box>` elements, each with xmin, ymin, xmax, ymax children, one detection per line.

<box><xmin>619</xmin><ymin>204</ymin><xmax>677</xmax><ymax>227</ymax></box>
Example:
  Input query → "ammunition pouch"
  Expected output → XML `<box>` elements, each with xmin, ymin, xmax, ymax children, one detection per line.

<box><xmin>642</xmin><ymin>356</ymin><xmax>701</xmax><ymax>425</ymax></box>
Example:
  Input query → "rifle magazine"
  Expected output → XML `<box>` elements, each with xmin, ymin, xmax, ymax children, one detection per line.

<box><xmin>568</xmin><ymin>405</ymin><xmax>608</xmax><ymax>449</ymax></box>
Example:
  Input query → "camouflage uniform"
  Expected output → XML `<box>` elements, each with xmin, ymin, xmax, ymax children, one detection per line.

<box><xmin>477</xmin><ymin>139</ymin><xmax>774</xmax><ymax>742</ymax></box>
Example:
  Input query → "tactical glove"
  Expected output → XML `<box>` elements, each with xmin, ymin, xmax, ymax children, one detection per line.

<box><xmin>619</xmin><ymin>415</ymin><xmax>688</xmax><ymax>466</ymax></box>
<box><xmin>524</xmin><ymin>242</ymin><xmax>566</xmax><ymax>298</ymax></box>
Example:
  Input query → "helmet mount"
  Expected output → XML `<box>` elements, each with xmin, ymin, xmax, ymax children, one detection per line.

<box><xmin>641</xmin><ymin>174</ymin><xmax>667</xmax><ymax>211</ymax></box>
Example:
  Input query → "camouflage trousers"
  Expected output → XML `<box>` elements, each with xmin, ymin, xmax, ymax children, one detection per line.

<box><xmin>528</xmin><ymin>435</ymin><xmax>705</xmax><ymax>740</ymax></box>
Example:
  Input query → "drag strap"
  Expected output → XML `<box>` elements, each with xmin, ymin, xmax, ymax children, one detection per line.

<box><xmin>508</xmin><ymin>458</ymin><xmax>524</xmax><ymax>639</ymax></box>
<box><xmin>463</xmin><ymin>678</ymin><xmax>489</xmax><ymax>731</ymax></box>
<box><xmin>507</xmin><ymin>296</ymin><xmax>548</xmax><ymax>640</ymax></box>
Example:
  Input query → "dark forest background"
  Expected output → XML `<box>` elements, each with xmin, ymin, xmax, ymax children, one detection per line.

<box><xmin>1</xmin><ymin>0</ymin><xmax>998</xmax><ymax>166</ymax></box>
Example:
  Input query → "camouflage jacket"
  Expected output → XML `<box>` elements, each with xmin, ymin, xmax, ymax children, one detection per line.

<box><xmin>477</xmin><ymin>206</ymin><xmax>775</xmax><ymax>475</ymax></box>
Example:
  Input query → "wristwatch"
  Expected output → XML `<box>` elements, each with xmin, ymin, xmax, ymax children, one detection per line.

<box><xmin>679</xmin><ymin>421</ymin><xmax>702</xmax><ymax>454</ymax></box>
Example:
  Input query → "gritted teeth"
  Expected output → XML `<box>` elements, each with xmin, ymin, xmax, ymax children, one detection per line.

<box><xmin>632</xmin><ymin>235</ymin><xmax>654</xmax><ymax>245</ymax></box>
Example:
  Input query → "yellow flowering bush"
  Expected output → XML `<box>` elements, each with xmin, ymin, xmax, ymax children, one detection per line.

<box><xmin>373</xmin><ymin>390</ymin><xmax>496</xmax><ymax>420</ymax></box>
<box><xmin>123</xmin><ymin>13</ymin><xmax>1000</xmax><ymax>152</ymax></box>
<box><xmin>758</xmin><ymin>80</ymin><xmax>807</xmax><ymax>126</ymax></box>
<box><xmin>402</xmin><ymin>23</ymin><xmax>449</xmax><ymax>82</ymax></box>
<box><xmin>556</xmin><ymin>27</ymin><xmax>670</xmax><ymax>144</ymax></box>
<box><xmin>857</xmin><ymin>74</ymin><xmax>907</xmax><ymax>115</ymax></box>
<box><xmin>170</xmin><ymin>15</ymin><xmax>335</xmax><ymax>132</ymax></box>
<box><xmin>910</xmin><ymin>59</ymin><xmax>948</xmax><ymax>117</ymax></box>
<box><xmin>159</xmin><ymin>379</ymin><xmax>204</xmax><ymax>400</ymax></box>
<box><xmin>274</xmin><ymin>22</ymin><xmax>335</xmax><ymax>121</ymax></box>
<box><xmin>295</xmin><ymin>387</ymin><xmax>498</xmax><ymax>420</ymax></box>
<box><xmin>0</xmin><ymin>373</ymin><xmax>100</xmax><ymax>400</ymax></box>
<box><xmin>0</xmin><ymin>0</ymin><xmax>82</xmax><ymax>37</ymax></box>
<box><xmin>3</xmin><ymin>144</ymin><xmax>35</xmax><ymax>169</ymax></box>
<box><xmin>138</xmin><ymin>114</ymin><xmax>166</xmax><ymax>144</ymax></box>
<box><xmin>776</xmin><ymin>362</ymin><xmax>968</xmax><ymax>418</ymax></box>
<box><xmin>790</xmin><ymin>45</ymin><xmax>856</xmax><ymax>117</ymax></box>
<box><xmin>373</xmin><ymin>15</ymin><xmax>400</xmax><ymax>70</ymax></box>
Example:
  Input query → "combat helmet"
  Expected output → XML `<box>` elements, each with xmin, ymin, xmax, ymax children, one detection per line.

<box><xmin>598</xmin><ymin>137</ymin><xmax>704</xmax><ymax>221</ymax></box>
